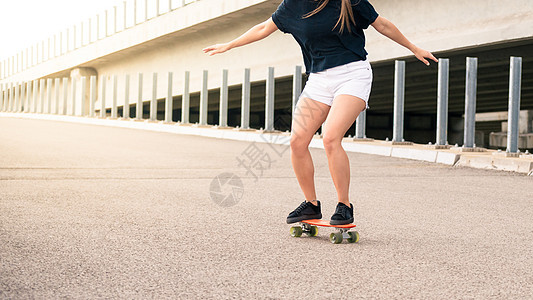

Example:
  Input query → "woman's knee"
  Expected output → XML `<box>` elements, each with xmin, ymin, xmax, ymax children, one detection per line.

<box><xmin>322</xmin><ymin>134</ymin><xmax>343</xmax><ymax>152</ymax></box>
<box><xmin>290</xmin><ymin>133</ymin><xmax>311</xmax><ymax>153</ymax></box>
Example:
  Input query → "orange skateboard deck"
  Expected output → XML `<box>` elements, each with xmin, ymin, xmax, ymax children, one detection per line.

<box><xmin>289</xmin><ymin>219</ymin><xmax>359</xmax><ymax>244</ymax></box>
<box><xmin>301</xmin><ymin>219</ymin><xmax>356</xmax><ymax>229</ymax></box>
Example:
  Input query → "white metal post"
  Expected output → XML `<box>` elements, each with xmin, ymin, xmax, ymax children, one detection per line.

<box><xmin>464</xmin><ymin>57</ymin><xmax>478</xmax><ymax>148</ymax></box>
<box><xmin>241</xmin><ymin>68</ymin><xmax>250</xmax><ymax>129</ymax></box>
<box><xmin>265</xmin><ymin>67</ymin><xmax>275</xmax><ymax>131</ymax></box>
<box><xmin>112</xmin><ymin>75</ymin><xmax>118</xmax><ymax>118</ymax></box>
<box><xmin>100</xmin><ymin>76</ymin><xmax>106</xmax><ymax>118</ymax></box>
<box><xmin>393</xmin><ymin>60</ymin><xmax>406</xmax><ymax>143</ymax></box>
<box><xmin>199</xmin><ymin>70</ymin><xmax>208</xmax><ymax>125</ymax></box>
<box><xmin>181</xmin><ymin>71</ymin><xmax>190</xmax><ymax>124</ymax></box>
<box><xmin>90</xmin><ymin>76</ymin><xmax>97</xmax><ymax>117</ymax></box>
<box><xmin>54</xmin><ymin>78</ymin><xmax>60</xmax><ymax>114</ymax></box>
<box><xmin>150</xmin><ymin>73</ymin><xmax>158</xmax><ymax>121</ymax></box>
<box><xmin>165</xmin><ymin>72</ymin><xmax>173</xmax><ymax>122</ymax></box>
<box><xmin>136</xmin><ymin>73</ymin><xmax>143</xmax><ymax>119</ymax></box>
<box><xmin>124</xmin><ymin>74</ymin><xmax>130</xmax><ymax>118</ymax></box>
<box><xmin>219</xmin><ymin>69</ymin><xmax>228</xmax><ymax>127</ymax></box>
<box><xmin>507</xmin><ymin>57</ymin><xmax>522</xmax><ymax>154</ymax></box>
<box><xmin>62</xmin><ymin>78</ymin><xmax>68</xmax><ymax>115</ymax></box>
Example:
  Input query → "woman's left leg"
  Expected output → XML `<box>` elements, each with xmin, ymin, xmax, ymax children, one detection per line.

<box><xmin>322</xmin><ymin>95</ymin><xmax>367</xmax><ymax>206</ymax></box>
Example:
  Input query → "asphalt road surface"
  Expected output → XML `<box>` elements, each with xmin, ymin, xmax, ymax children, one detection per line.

<box><xmin>1</xmin><ymin>117</ymin><xmax>533</xmax><ymax>299</ymax></box>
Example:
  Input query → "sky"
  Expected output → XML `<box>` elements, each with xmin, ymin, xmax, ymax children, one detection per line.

<box><xmin>0</xmin><ymin>0</ymin><xmax>124</xmax><ymax>60</ymax></box>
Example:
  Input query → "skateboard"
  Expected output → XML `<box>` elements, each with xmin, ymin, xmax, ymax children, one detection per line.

<box><xmin>289</xmin><ymin>219</ymin><xmax>359</xmax><ymax>244</ymax></box>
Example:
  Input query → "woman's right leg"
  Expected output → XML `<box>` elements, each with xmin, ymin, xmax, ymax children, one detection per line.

<box><xmin>290</xmin><ymin>97</ymin><xmax>331</xmax><ymax>202</ymax></box>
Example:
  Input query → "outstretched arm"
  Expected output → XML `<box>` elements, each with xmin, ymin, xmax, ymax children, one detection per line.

<box><xmin>203</xmin><ymin>18</ymin><xmax>279</xmax><ymax>56</ymax></box>
<box><xmin>371</xmin><ymin>16</ymin><xmax>438</xmax><ymax>66</ymax></box>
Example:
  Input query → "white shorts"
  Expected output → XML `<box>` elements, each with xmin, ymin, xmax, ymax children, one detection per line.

<box><xmin>301</xmin><ymin>60</ymin><xmax>373</xmax><ymax>109</ymax></box>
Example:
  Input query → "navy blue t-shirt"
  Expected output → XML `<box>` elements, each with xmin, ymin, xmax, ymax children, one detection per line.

<box><xmin>272</xmin><ymin>0</ymin><xmax>379</xmax><ymax>74</ymax></box>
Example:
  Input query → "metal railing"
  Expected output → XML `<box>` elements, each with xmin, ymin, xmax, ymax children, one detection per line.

<box><xmin>0</xmin><ymin>56</ymin><xmax>526</xmax><ymax>155</ymax></box>
<box><xmin>0</xmin><ymin>0</ymin><xmax>197</xmax><ymax>80</ymax></box>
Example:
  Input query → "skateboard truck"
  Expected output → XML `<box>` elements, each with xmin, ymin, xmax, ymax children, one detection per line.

<box><xmin>289</xmin><ymin>219</ymin><xmax>359</xmax><ymax>244</ymax></box>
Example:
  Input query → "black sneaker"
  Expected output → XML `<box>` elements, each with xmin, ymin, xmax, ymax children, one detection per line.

<box><xmin>286</xmin><ymin>200</ymin><xmax>322</xmax><ymax>224</ymax></box>
<box><xmin>330</xmin><ymin>202</ymin><xmax>354</xmax><ymax>225</ymax></box>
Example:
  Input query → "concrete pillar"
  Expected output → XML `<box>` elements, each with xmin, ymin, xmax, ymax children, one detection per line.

<box><xmin>54</xmin><ymin>78</ymin><xmax>60</xmax><ymax>114</ymax></box>
<box><xmin>62</xmin><ymin>78</ymin><xmax>69</xmax><ymax>115</ymax></box>
<box><xmin>88</xmin><ymin>18</ymin><xmax>92</xmax><ymax>43</ymax></box>
<box><xmin>97</xmin><ymin>14</ymin><xmax>101</xmax><ymax>40</ymax></box>
<box><xmin>20</xmin><ymin>82</ymin><xmax>26</xmax><ymax>112</ymax></box>
<box><xmin>60</xmin><ymin>32</ymin><xmax>64</xmax><ymax>55</ymax></box>
<box><xmin>80</xmin><ymin>76</ymin><xmax>87</xmax><ymax>116</ymax></box>
<box><xmin>123</xmin><ymin>1</ymin><xmax>128</xmax><ymax>29</ymax></box>
<box><xmin>124</xmin><ymin>74</ymin><xmax>130</xmax><ymax>118</ymax></box>
<box><xmin>53</xmin><ymin>35</ymin><xmax>57</xmax><ymax>57</ymax></box>
<box><xmin>66</xmin><ymin>28</ymin><xmax>70</xmax><ymax>53</ymax></box>
<box><xmin>0</xmin><ymin>84</ymin><xmax>4</xmax><ymax>111</ymax></box>
<box><xmin>165</xmin><ymin>72</ymin><xmax>173</xmax><ymax>122</ymax></box>
<box><xmin>14</xmin><ymin>83</ymin><xmax>20</xmax><ymax>112</ymax></box>
<box><xmin>265</xmin><ymin>67</ymin><xmax>275</xmax><ymax>131</ymax></box>
<box><xmin>114</xmin><ymin>6</ymin><xmax>118</xmax><ymax>34</ymax></box>
<box><xmin>156</xmin><ymin>0</ymin><xmax>160</xmax><ymax>16</ymax></box>
<box><xmin>7</xmin><ymin>84</ymin><xmax>11</xmax><ymax>111</ymax></box>
<box><xmin>71</xmin><ymin>68</ymin><xmax>97</xmax><ymax>116</ymax></box>
<box><xmin>100</xmin><ymin>76</ymin><xmax>106</xmax><ymax>118</ymax></box>
<box><xmin>199</xmin><ymin>70</ymin><xmax>208</xmax><ymax>125</ymax></box>
<box><xmin>80</xmin><ymin>22</ymin><xmax>84</xmax><ymax>46</ymax></box>
<box><xmin>181</xmin><ymin>71</ymin><xmax>190</xmax><ymax>124</ymax></box>
<box><xmin>105</xmin><ymin>10</ymin><xmax>110</xmax><ymax>37</ymax></box>
<box><xmin>47</xmin><ymin>38</ymin><xmax>51</xmax><ymax>60</ymax></box>
<box><xmin>134</xmin><ymin>0</ymin><xmax>138</xmax><ymax>25</ymax></box>
<box><xmin>71</xmin><ymin>79</ymin><xmax>77</xmax><ymax>115</ymax></box>
<box><xmin>32</xmin><ymin>80</ymin><xmax>38</xmax><ymax>113</ymax></box>
<box><xmin>144</xmin><ymin>0</ymin><xmax>148</xmax><ymax>21</ymax></box>
<box><xmin>47</xmin><ymin>79</ymin><xmax>53</xmax><ymax>114</ymax></box>
<box><xmin>90</xmin><ymin>76</ymin><xmax>97</xmax><ymax>117</ymax></box>
<box><xmin>219</xmin><ymin>69</ymin><xmax>228</xmax><ymax>127</ymax></box>
<box><xmin>39</xmin><ymin>79</ymin><xmax>45</xmax><ymax>113</ymax></box>
<box><xmin>507</xmin><ymin>57</ymin><xmax>522</xmax><ymax>154</ymax></box>
<box><xmin>111</xmin><ymin>75</ymin><xmax>118</xmax><ymax>118</ymax></box>
<box><xmin>464</xmin><ymin>57</ymin><xmax>478</xmax><ymax>148</ymax></box>
<box><xmin>393</xmin><ymin>60</ymin><xmax>406</xmax><ymax>143</ymax></box>
<box><xmin>241</xmin><ymin>68</ymin><xmax>250</xmax><ymax>129</ymax></box>
<box><xmin>150</xmin><ymin>73</ymin><xmax>158</xmax><ymax>121</ymax></box>
<box><xmin>24</xmin><ymin>82</ymin><xmax>31</xmax><ymax>112</ymax></box>
<box><xmin>136</xmin><ymin>73</ymin><xmax>143</xmax><ymax>119</ymax></box>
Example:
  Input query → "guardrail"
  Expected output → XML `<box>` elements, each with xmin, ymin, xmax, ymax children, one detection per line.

<box><xmin>0</xmin><ymin>56</ymin><xmax>526</xmax><ymax>155</ymax></box>
<box><xmin>0</xmin><ymin>0</ymin><xmax>197</xmax><ymax>80</ymax></box>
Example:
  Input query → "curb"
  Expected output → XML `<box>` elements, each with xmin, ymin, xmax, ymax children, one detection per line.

<box><xmin>1</xmin><ymin>112</ymin><xmax>532</xmax><ymax>176</ymax></box>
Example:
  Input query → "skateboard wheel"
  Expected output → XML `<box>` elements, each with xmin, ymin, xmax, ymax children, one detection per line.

<box><xmin>347</xmin><ymin>231</ymin><xmax>359</xmax><ymax>243</ymax></box>
<box><xmin>305</xmin><ymin>225</ymin><xmax>318</xmax><ymax>237</ymax></box>
<box><xmin>290</xmin><ymin>226</ymin><xmax>303</xmax><ymax>237</ymax></box>
<box><xmin>329</xmin><ymin>232</ymin><xmax>343</xmax><ymax>244</ymax></box>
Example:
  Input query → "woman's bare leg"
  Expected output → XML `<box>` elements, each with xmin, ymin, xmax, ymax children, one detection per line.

<box><xmin>290</xmin><ymin>97</ymin><xmax>330</xmax><ymax>203</ymax></box>
<box><xmin>322</xmin><ymin>95</ymin><xmax>366</xmax><ymax>206</ymax></box>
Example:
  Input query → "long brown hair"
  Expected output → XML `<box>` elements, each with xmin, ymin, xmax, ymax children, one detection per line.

<box><xmin>304</xmin><ymin>0</ymin><xmax>357</xmax><ymax>33</ymax></box>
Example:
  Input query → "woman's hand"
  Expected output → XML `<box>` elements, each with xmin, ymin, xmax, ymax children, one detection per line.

<box><xmin>412</xmin><ymin>46</ymin><xmax>438</xmax><ymax>66</ymax></box>
<box><xmin>203</xmin><ymin>43</ymin><xmax>232</xmax><ymax>56</ymax></box>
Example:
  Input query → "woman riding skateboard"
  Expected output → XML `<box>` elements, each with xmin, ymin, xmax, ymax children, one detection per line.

<box><xmin>203</xmin><ymin>0</ymin><xmax>437</xmax><ymax>225</ymax></box>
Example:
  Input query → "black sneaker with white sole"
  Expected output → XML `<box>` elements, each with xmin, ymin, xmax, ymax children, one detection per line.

<box><xmin>330</xmin><ymin>202</ymin><xmax>354</xmax><ymax>225</ymax></box>
<box><xmin>286</xmin><ymin>200</ymin><xmax>322</xmax><ymax>224</ymax></box>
